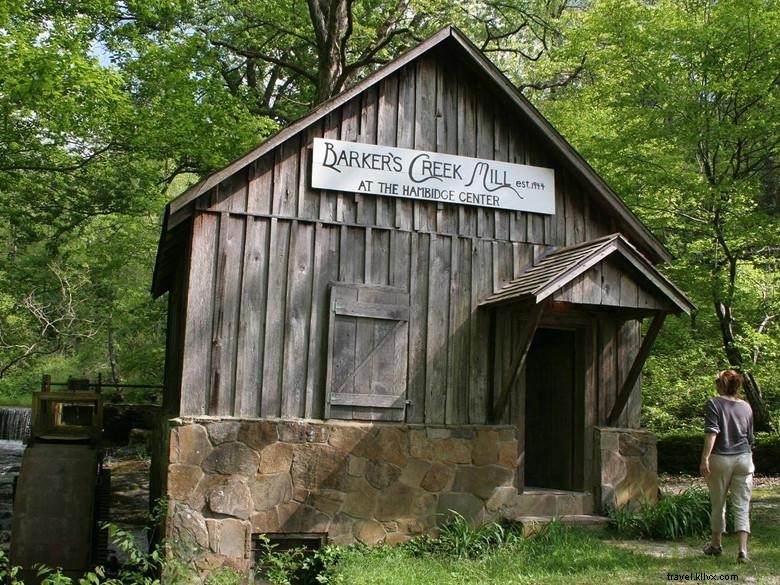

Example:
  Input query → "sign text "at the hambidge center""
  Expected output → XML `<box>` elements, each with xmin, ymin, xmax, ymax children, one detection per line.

<box><xmin>311</xmin><ymin>138</ymin><xmax>555</xmax><ymax>214</ymax></box>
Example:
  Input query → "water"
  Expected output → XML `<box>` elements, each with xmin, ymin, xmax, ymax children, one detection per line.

<box><xmin>0</xmin><ymin>407</ymin><xmax>31</xmax><ymax>441</ymax></box>
<box><xmin>0</xmin><ymin>408</ymin><xmax>31</xmax><ymax>549</ymax></box>
<box><xmin>0</xmin><ymin>439</ymin><xmax>24</xmax><ymax>549</ymax></box>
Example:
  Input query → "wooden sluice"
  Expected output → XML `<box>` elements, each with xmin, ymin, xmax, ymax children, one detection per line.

<box><xmin>10</xmin><ymin>377</ymin><xmax>108</xmax><ymax>582</ymax></box>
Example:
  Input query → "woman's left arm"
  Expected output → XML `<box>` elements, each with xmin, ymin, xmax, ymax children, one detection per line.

<box><xmin>700</xmin><ymin>432</ymin><xmax>717</xmax><ymax>477</ymax></box>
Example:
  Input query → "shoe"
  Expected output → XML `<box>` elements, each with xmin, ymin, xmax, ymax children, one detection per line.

<box><xmin>737</xmin><ymin>551</ymin><xmax>750</xmax><ymax>563</ymax></box>
<box><xmin>703</xmin><ymin>543</ymin><xmax>722</xmax><ymax>556</ymax></box>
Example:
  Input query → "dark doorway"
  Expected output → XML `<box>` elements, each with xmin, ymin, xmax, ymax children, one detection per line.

<box><xmin>525</xmin><ymin>328</ymin><xmax>579</xmax><ymax>490</ymax></box>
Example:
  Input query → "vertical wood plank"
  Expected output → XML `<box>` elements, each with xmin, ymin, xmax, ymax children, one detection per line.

<box><xmin>457</xmin><ymin>74</ymin><xmax>477</xmax><ymax>237</ymax></box>
<box><xmin>305</xmin><ymin>224</ymin><xmax>341</xmax><ymax>418</ymax></box>
<box><xmin>370</xmin><ymin>229</ymin><xmax>391</xmax><ymax>285</ymax></box>
<box><xmin>329</xmin><ymin>287</ymin><xmax>358</xmax><ymax>420</ymax></box>
<box><xmin>414</xmin><ymin>58</ymin><xmax>437</xmax><ymax>232</ymax></box>
<box><xmin>449</xmin><ymin>237</ymin><xmax>472</xmax><ymax>423</ymax></box>
<box><xmin>180</xmin><ymin>213</ymin><xmax>218</xmax><ymax>415</ymax></box>
<box><xmin>407</xmin><ymin>232</ymin><xmax>429</xmax><ymax>422</ymax></box>
<box><xmin>210</xmin><ymin>170</ymin><xmax>249</xmax><ymax>212</ymax></box>
<box><xmin>318</xmin><ymin>111</ymin><xmax>341</xmax><ymax>222</ymax></box>
<box><xmin>513</xmin><ymin>242</ymin><xmax>534</xmax><ymax>278</ymax></box>
<box><xmin>235</xmin><ymin>217</ymin><xmax>270</xmax><ymax>417</ymax></box>
<box><xmin>564</xmin><ymin>186</ymin><xmax>576</xmax><ymax>247</ymax></box>
<box><xmin>601</xmin><ymin>259</ymin><xmax>622</xmax><ymax>306</ymax></box>
<box><xmin>445</xmin><ymin>236</ymin><xmax>460</xmax><ymax>424</ymax></box>
<box><xmin>210</xmin><ymin>179</ymin><xmax>247</xmax><ymax>415</ymax></box>
<box><xmin>247</xmin><ymin>154</ymin><xmax>273</xmax><ymax>215</ymax></box>
<box><xmin>395</xmin><ymin>66</ymin><xmax>415</xmax><ymax>230</ymax></box>
<box><xmin>528</xmin><ymin>213</ymin><xmax>545</xmax><ymax>244</ymax></box>
<box><xmin>299</xmin><ymin>122</ymin><xmax>323</xmax><ymax>220</ymax></box>
<box><xmin>468</xmin><ymin>238</ymin><xmax>492</xmax><ymax>423</ymax></box>
<box><xmin>353</xmin><ymin>304</ymin><xmax>375</xmax><ymax>420</ymax></box>
<box><xmin>425</xmin><ymin>234</ymin><xmax>451</xmax><ymax>424</ymax></box>
<box><xmin>272</xmin><ymin>136</ymin><xmax>300</xmax><ymax>216</ymax></box>
<box><xmin>583</xmin><ymin>318</ymin><xmax>597</xmax><ymax>490</ymax></box>
<box><xmin>357</xmin><ymin>86</ymin><xmax>378</xmax><ymax>225</ymax></box>
<box><xmin>389</xmin><ymin>230</ymin><xmax>411</xmax><ymax>290</ymax></box>
<box><xmin>261</xmin><ymin>218</ymin><xmax>290</xmax><ymax>417</ymax></box>
<box><xmin>553</xmin><ymin>171</ymin><xmax>566</xmax><ymax>247</ymax></box>
<box><xmin>376</xmin><ymin>76</ymin><xmax>399</xmax><ymax>227</ymax></box>
<box><xmin>573</xmin><ymin>190</ymin><xmax>586</xmax><ymax>244</ymax></box>
<box><xmin>493</xmin><ymin>105</ymin><xmax>510</xmax><ymax>241</ymax></box>
<box><xmin>436</xmin><ymin>60</ymin><xmax>459</xmax><ymax>234</ymax></box>
<box><xmin>617</xmin><ymin>319</ymin><xmax>642</xmax><ymax>428</ymax></box>
<box><xmin>363</xmin><ymin>227</ymin><xmax>373</xmax><ymax>284</ymax></box>
<box><xmin>508</xmin><ymin>131</ymin><xmax>528</xmax><ymax>242</ymax></box>
<box><xmin>338</xmin><ymin>98</ymin><xmax>360</xmax><ymax>224</ymax></box>
<box><xmin>619</xmin><ymin>272</ymin><xmax>640</xmax><ymax>308</ymax></box>
<box><xmin>281</xmin><ymin>221</ymin><xmax>314</xmax><ymax>418</ymax></box>
<box><xmin>583</xmin><ymin>263</ymin><xmax>602</xmax><ymax>305</ymax></box>
<box><xmin>598</xmin><ymin>317</ymin><xmax>617</xmax><ymax>425</ymax></box>
<box><xmin>357</xmin><ymin>287</ymin><xmax>407</xmax><ymax>421</ymax></box>
<box><xmin>476</xmin><ymin>97</ymin><xmax>495</xmax><ymax>238</ymax></box>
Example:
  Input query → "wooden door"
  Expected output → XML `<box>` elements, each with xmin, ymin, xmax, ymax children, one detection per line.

<box><xmin>325</xmin><ymin>284</ymin><xmax>409</xmax><ymax>421</ymax></box>
<box><xmin>525</xmin><ymin>328</ymin><xmax>578</xmax><ymax>490</ymax></box>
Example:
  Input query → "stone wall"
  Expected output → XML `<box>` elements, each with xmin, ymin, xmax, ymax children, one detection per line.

<box><xmin>165</xmin><ymin>418</ymin><xmax>519</xmax><ymax>572</ymax></box>
<box><xmin>593</xmin><ymin>426</ymin><xmax>657</xmax><ymax>512</ymax></box>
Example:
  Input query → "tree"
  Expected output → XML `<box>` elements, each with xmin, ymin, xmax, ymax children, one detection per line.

<box><xmin>0</xmin><ymin>0</ymin><xmax>277</xmax><ymax>389</ymax></box>
<box><xmin>0</xmin><ymin>0</ymin><xmax>577</xmax><ymax>395</ymax></box>
<box><xmin>534</xmin><ymin>0</ymin><xmax>780</xmax><ymax>430</ymax></box>
<box><xmin>114</xmin><ymin>0</ymin><xmax>571</xmax><ymax>122</ymax></box>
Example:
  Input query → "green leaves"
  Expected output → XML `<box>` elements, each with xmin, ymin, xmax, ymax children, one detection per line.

<box><xmin>608</xmin><ymin>488</ymin><xmax>714</xmax><ymax>540</ymax></box>
<box><xmin>534</xmin><ymin>0</ymin><xmax>780</xmax><ymax>429</ymax></box>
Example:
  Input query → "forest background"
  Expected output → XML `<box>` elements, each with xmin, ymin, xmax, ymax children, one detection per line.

<box><xmin>1</xmin><ymin>0</ymin><xmax>778</xmax><ymax>437</ymax></box>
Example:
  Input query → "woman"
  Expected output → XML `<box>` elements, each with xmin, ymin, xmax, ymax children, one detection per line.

<box><xmin>700</xmin><ymin>369</ymin><xmax>754</xmax><ymax>563</ymax></box>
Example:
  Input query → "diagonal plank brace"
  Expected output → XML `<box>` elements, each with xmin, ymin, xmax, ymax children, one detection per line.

<box><xmin>608</xmin><ymin>312</ymin><xmax>667</xmax><ymax>426</ymax></box>
<box><xmin>492</xmin><ymin>301</ymin><xmax>547</xmax><ymax>421</ymax></box>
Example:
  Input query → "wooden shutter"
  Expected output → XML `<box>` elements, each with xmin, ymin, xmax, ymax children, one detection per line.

<box><xmin>325</xmin><ymin>284</ymin><xmax>409</xmax><ymax>421</ymax></box>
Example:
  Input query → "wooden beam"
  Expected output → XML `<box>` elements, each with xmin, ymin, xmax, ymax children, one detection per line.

<box><xmin>608</xmin><ymin>312</ymin><xmax>667</xmax><ymax>426</ymax></box>
<box><xmin>491</xmin><ymin>300</ymin><xmax>547</xmax><ymax>421</ymax></box>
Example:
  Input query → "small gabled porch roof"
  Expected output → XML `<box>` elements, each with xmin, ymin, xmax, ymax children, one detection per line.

<box><xmin>480</xmin><ymin>233</ymin><xmax>695</xmax><ymax>315</ymax></box>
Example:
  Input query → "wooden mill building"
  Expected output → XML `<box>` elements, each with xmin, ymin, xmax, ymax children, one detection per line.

<box><xmin>152</xmin><ymin>26</ymin><xmax>693</xmax><ymax>570</ymax></box>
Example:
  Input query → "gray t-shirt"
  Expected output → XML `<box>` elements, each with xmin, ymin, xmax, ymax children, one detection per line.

<box><xmin>704</xmin><ymin>396</ymin><xmax>754</xmax><ymax>455</ymax></box>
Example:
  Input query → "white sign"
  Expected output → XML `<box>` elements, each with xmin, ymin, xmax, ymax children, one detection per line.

<box><xmin>311</xmin><ymin>138</ymin><xmax>555</xmax><ymax>214</ymax></box>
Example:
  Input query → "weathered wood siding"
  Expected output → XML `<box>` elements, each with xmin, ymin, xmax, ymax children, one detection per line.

<box><xmin>176</xmin><ymin>51</ymin><xmax>642</xmax><ymax>422</ymax></box>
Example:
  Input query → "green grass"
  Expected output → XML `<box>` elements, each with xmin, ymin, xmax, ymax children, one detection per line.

<box><xmin>329</xmin><ymin>484</ymin><xmax>780</xmax><ymax>585</ymax></box>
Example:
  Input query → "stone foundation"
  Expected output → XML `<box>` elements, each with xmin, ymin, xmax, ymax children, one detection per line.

<box><xmin>593</xmin><ymin>426</ymin><xmax>657</xmax><ymax>512</ymax></box>
<box><xmin>165</xmin><ymin>418</ymin><xmax>519</xmax><ymax>571</ymax></box>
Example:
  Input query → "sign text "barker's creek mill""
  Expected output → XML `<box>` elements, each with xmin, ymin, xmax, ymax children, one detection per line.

<box><xmin>311</xmin><ymin>138</ymin><xmax>556</xmax><ymax>214</ymax></box>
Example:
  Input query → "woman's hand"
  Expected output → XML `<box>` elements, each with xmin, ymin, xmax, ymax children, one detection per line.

<box><xmin>701</xmin><ymin>432</ymin><xmax>717</xmax><ymax>478</ymax></box>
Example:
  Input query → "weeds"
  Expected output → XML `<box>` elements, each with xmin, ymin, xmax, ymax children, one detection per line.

<box><xmin>608</xmin><ymin>487</ymin><xmax>715</xmax><ymax>539</ymax></box>
<box><xmin>401</xmin><ymin>511</ymin><xmax>522</xmax><ymax>559</ymax></box>
<box><xmin>253</xmin><ymin>534</ymin><xmax>345</xmax><ymax>585</ymax></box>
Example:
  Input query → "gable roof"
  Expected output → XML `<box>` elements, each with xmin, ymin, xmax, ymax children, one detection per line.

<box><xmin>480</xmin><ymin>233</ymin><xmax>694</xmax><ymax>314</ymax></box>
<box><xmin>153</xmin><ymin>25</ymin><xmax>672</xmax><ymax>296</ymax></box>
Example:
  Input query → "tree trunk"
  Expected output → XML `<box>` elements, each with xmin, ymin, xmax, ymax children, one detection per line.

<box><xmin>307</xmin><ymin>0</ymin><xmax>352</xmax><ymax>102</ymax></box>
<box><xmin>714</xmin><ymin>301</ymin><xmax>774</xmax><ymax>431</ymax></box>
<box><xmin>107</xmin><ymin>322</ymin><xmax>121</xmax><ymax>385</ymax></box>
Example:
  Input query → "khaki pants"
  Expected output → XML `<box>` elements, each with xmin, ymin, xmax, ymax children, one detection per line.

<box><xmin>707</xmin><ymin>452</ymin><xmax>754</xmax><ymax>534</ymax></box>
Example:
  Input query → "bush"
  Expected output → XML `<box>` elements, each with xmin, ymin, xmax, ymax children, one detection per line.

<box><xmin>657</xmin><ymin>430</ymin><xmax>780</xmax><ymax>475</ymax></box>
<box><xmin>608</xmin><ymin>488</ymin><xmax>713</xmax><ymax>540</ymax></box>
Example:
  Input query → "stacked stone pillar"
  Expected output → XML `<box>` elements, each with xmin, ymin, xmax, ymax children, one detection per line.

<box><xmin>593</xmin><ymin>426</ymin><xmax>658</xmax><ymax>512</ymax></box>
